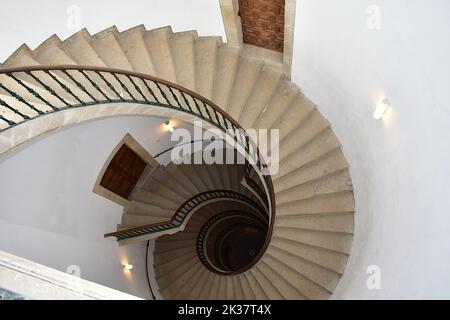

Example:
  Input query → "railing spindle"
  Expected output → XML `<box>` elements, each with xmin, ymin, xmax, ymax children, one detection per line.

<box><xmin>79</xmin><ymin>70</ymin><xmax>111</xmax><ymax>101</ymax></box>
<box><xmin>0</xmin><ymin>83</ymin><xmax>43</xmax><ymax>115</ymax></box>
<box><xmin>44</xmin><ymin>70</ymin><xmax>84</xmax><ymax>105</ymax></box>
<box><xmin>26</xmin><ymin>71</ymin><xmax>69</xmax><ymax>108</ymax></box>
<box><xmin>62</xmin><ymin>70</ymin><xmax>97</xmax><ymax>102</ymax></box>
<box><xmin>126</xmin><ymin>75</ymin><xmax>148</xmax><ymax>102</ymax></box>
<box><xmin>7</xmin><ymin>73</ymin><xmax>58</xmax><ymax>111</ymax></box>
<box><xmin>0</xmin><ymin>96</ymin><xmax>30</xmax><ymax>120</ymax></box>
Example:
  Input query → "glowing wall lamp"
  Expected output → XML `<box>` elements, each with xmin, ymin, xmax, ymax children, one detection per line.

<box><xmin>164</xmin><ymin>120</ymin><xmax>175</xmax><ymax>133</ymax></box>
<box><xmin>123</xmin><ymin>264</ymin><xmax>133</xmax><ymax>271</ymax></box>
<box><xmin>373</xmin><ymin>98</ymin><xmax>390</xmax><ymax>120</ymax></box>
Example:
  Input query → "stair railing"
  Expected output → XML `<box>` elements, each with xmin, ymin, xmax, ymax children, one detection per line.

<box><xmin>0</xmin><ymin>65</ymin><xmax>276</xmax><ymax>266</ymax></box>
<box><xmin>104</xmin><ymin>190</ymin><xmax>266</xmax><ymax>242</ymax></box>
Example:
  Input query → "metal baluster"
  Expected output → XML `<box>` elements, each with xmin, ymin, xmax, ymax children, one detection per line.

<box><xmin>179</xmin><ymin>91</ymin><xmax>194</xmax><ymax>113</ymax></box>
<box><xmin>141</xmin><ymin>79</ymin><xmax>159</xmax><ymax>103</ymax></box>
<box><xmin>211</xmin><ymin>107</ymin><xmax>221</xmax><ymax>128</ymax></box>
<box><xmin>126</xmin><ymin>75</ymin><xmax>148</xmax><ymax>102</ymax></box>
<box><xmin>96</xmin><ymin>71</ymin><xmax>122</xmax><ymax>100</ymax></box>
<box><xmin>0</xmin><ymin>83</ymin><xmax>43</xmax><ymax>115</ymax></box>
<box><xmin>223</xmin><ymin>117</ymin><xmax>230</xmax><ymax>131</ymax></box>
<box><xmin>192</xmin><ymin>97</ymin><xmax>205</xmax><ymax>119</ymax></box>
<box><xmin>112</xmin><ymin>73</ymin><xmax>135</xmax><ymax>100</ymax></box>
<box><xmin>79</xmin><ymin>70</ymin><xmax>111</xmax><ymax>101</ymax></box>
<box><xmin>62</xmin><ymin>70</ymin><xmax>97</xmax><ymax>102</ymax></box>
<box><xmin>230</xmin><ymin>124</ymin><xmax>239</xmax><ymax>144</ymax></box>
<box><xmin>0</xmin><ymin>114</ymin><xmax>15</xmax><ymax>126</ymax></box>
<box><xmin>45</xmin><ymin>70</ymin><xmax>84</xmax><ymax>105</ymax></box>
<box><xmin>7</xmin><ymin>73</ymin><xmax>58</xmax><ymax>111</ymax></box>
<box><xmin>26</xmin><ymin>71</ymin><xmax>69</xmax><ymax>108</ymax></box>
<box><xmin>155</xmin><ymin>82</ymin><xmax>169</xmax><ymax>104</ymax></box>
<box><xmin>0</xmin><ymin>96</ymin><xmax>30</xmax><ymax>120</ymax></box>
<box><xmin>167</xmin><ymin>86</ymin><xmax>182</xmax><ymax>108</ymax></box>
<box><xmin>199</xmin><ymin>99</ymin><xmax>213</xmax><ymax>122</ymax></box>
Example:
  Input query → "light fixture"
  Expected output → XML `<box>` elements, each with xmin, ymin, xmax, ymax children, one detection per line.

<box><xmin>373</xmin><ymin>98</ymin><xmax>390</xmax><ymax>120</ymax></box>
<box><xmin>123</xmin><ymin>264</ymin><xmax>133</xmax><ymax>271</ymax></box>
<box><xmin>164</xmin><ymin>120</ymin><xmax>175</xmax><ymax>133</ymax></box>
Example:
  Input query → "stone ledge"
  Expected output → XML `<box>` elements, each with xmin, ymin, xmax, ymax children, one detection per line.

<box><xmin>0</xmin><ymin>250</ymin><xmax>141</xmax><ymax>300</ymax></box>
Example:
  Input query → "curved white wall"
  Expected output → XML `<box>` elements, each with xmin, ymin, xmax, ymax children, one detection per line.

<box><xmin>292</xmin><ymin>0</ymin><xmax>450</xmax><ymax>298</ymax></box>
<box><xmin>0</xmin><ymin>115</ymin><xmax>194</xmax><ymax>299</ymax></box>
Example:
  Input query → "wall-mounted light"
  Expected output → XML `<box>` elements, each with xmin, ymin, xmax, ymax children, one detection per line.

<box><xmin>164</xmin><ymin>120</ymin><xmax>175</xmax><ymax>133</ymax></box>
<box><xmin>123</xmin><ymin>264</ymin><xmax>133</xmax><ymax>271</ymax></box>
<box><xmin>373</xmin><ymin>98</ymin><xmax>390</xmax><ymax>120</ymax></box>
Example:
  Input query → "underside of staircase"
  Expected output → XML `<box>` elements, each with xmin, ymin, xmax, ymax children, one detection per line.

<box><xmin>0</xmin><ymin>24</ymin><xmax>355</xmax><ymax>300</ymax></box>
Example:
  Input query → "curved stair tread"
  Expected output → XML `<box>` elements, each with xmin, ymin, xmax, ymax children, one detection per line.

<box><xmin>238</xmin><ymin>274</ymin><xmax>256</xmax><ymax>300</ymax></box>
<box><xmin>225</xmin><ymin>277</ymin><xmax>235</xmax><ymax>300</ymax></box>
<box><xmin>156</xmin><ymin>254</ymin><xmax>199</xmax><ymax>289</ymax></box>
<box><xmin>89</xmin><ymin>26</ymin><xmax>134</xmax><ymax>71</ymax></box>
<box><xmin>238</xmin><ymin>66</ymin><xmax>283</xmax><ymax>129</ymax></box>
<box><xmin>252</xmin><ymin>80</ymin><xmax>299</xmax><ymax>130</ymax></box>
<box><xmin>243</xmin><ymin>271</ymin><xmax>267</xmax><ymax>300</ymax></box>
<box><xmin>174</xmin><ymin>262</ymin><xmax>206</xmax><ymax>299</ymax></box>
<box><xmin>154</xmin><ymin>251</ymin><xmax>197</xmax><ymax>276</ymax></box>
<box><xmin>261</xmin><ymin>254</ymin><xmax>330</xmax><ymax>300</ymax></box>
<box><xmin>266</xmin><ymin>246</ymin><xmax>341</xmax><ymax>292</ymax></box>
<box><xmin>257</xmin><ymin>260</ymin><xmax>305</xmax><ymax>300</ymax></box>
<box><xmin>143</xmin><ymin>26</ymin><xmax>176</xmax><ymax>83</ymax></box>
<box><xmin>194</xmin><ymin>36</ymin><xmax>220</xmax><ymax>100</ymax></box>
<box><xmin>212</xmin><ymin>44</ymin><xmax>239</xmax><ymax>111</ymax></box>
<box><xmin>273</xmin><ymin>148</ymin><xmax>349</xmax><ymax>193</ymax></box>
<box><xmin>62</xmin><ymin>29</ymin><xmax>107</xmax><ymax>66</ymax></box>
<box><xmin>270</xmin><ymin>236</ymin><xmax>349</xmax><ymax>274</ymax></box>
<box><xmin>207</xmin><ymin>275</ymin><xmax>222</xmax><ymax>300</ymax></box>
<box><xmin>160</xmin><ymin>262</ymin><xmax>202</xmax><ymax>299</ymax></box>
<box><xmin>276</xmin><ymin>191</ymin><xmax>354</xmax><ymax>216</ymax></box>
<box><xmin>275</xmin><ymin>169</ymin><xmax>353</xmax><ymax>205</ymax></box>
<box><xmin>117</xmin><ymin>25</ymin><xmax>157</xmax><ymax>75</ymax></box>
<box><xmin>249</xmin><ymin>266</ymin><xmax>284</xmax><ymax>300</ymax></box>
<box><xmin>232</xmin><ymin>276</ymin><xmax>245</xmax><ymax>300</ymax></box>
<box><xmin>273</xmin><ymin>226</ymin><xmax>353</xmax><ymax>255</ymax></box>
<box><xmin>169</xmin><ymin>31</ymin><xmax>197</xmax><ymax>91</ymax></box>
<box><xmin>226</xmin><ymin>55</ymin><xmax>262</xmax><ymax>120</ymax></box>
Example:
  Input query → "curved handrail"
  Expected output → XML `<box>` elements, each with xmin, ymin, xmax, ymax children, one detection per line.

<box><xmin>0</xmin><ymin>65</ymin><xmax>276</xmax><ymax>269</ymax></box>
<box><xmin>104</xmin><ymin>190</ymin><xmax>266</xmax><ymax>241</ymax></box>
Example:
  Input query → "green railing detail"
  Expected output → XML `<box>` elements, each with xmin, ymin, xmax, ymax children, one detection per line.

<box><xmin>0</xmin><ymin>287</ymin><xmax>27</xmax><ymax>300</ymax></box>
<box><xmin>105</xmin><ymin>190</ymin><xmax>265</xmax><ymax>241</ymax></box>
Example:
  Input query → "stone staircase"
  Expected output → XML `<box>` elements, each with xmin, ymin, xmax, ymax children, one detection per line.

<box><xmin>0</xmin><ymin>25</ymin><xmax>355</xmax><ymax>299</ymax></box>
<box><xmin>120</xmin><ymin>162</ymin><xmax>250</xmax><ymax>230</ymax></box>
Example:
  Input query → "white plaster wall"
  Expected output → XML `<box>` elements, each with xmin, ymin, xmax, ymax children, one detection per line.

<box><xmin>292</xmin><ymin>0</ymin><xmax>450</xmax><ymax>299</ymax></box>
<box><xmin>0</xmin><ymin>115</ymin><xmax>193</xmax><ymax>299</ymax></box>
<box><xmin>0</xmin><ymin>0</ymin><xmax>225</xmax><ymax>62</ymax></box>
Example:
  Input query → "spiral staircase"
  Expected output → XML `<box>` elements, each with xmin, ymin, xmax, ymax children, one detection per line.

<box><xmin>0</xmin><ymin>25</ymin><xmax>355</xmax><ymax>300</ymax></box>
